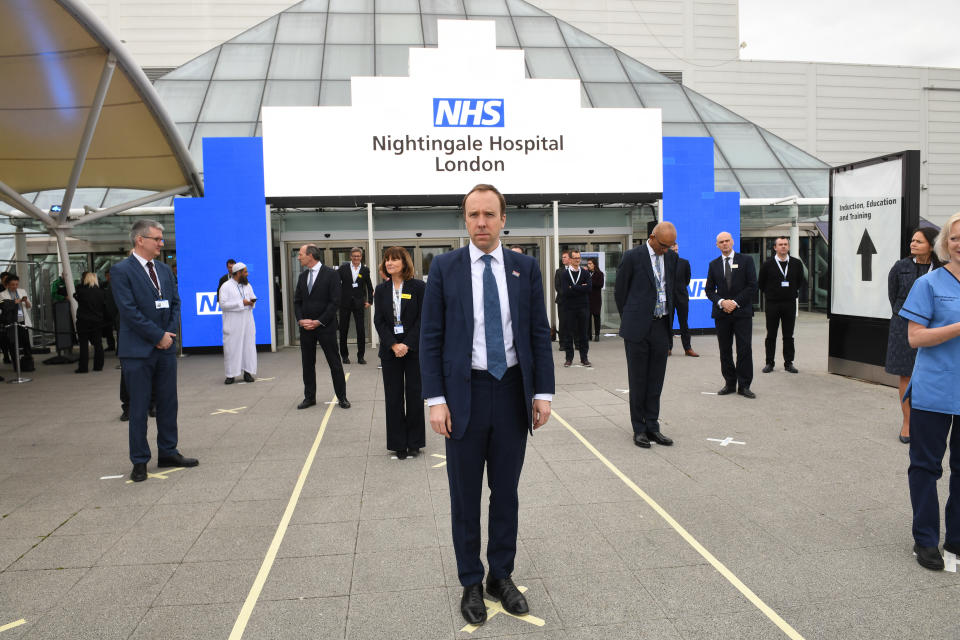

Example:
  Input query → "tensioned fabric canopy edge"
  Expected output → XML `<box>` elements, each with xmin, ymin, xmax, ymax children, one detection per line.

<box><xmin>0</xmin><ymin>0</ymin><xmax>203</xmax><ymax>203</ymax></box>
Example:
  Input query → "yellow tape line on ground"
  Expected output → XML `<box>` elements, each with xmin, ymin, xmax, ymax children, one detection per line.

<box><xmin>229</xmin><ymin>374</ymin><xmax>349</xmax><ymax>640</ymax></box>
<box><xmin>0</xmin><ymin>619</ymin><xmax>26</xmax><ymax>633</ymax></box>
<box><xmin>551</xmin><ymin>410</ymin><xmax>805</xmax><ymax>640</ymax></box>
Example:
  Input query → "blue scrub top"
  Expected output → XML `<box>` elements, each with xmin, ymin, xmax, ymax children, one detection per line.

<box><xmin>899</xmin><ymin>267</ymin><xmax>960</xmax><ymax>415</ymax></box>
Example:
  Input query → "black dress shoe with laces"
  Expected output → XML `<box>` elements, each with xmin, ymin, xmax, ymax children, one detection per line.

<box><xmin>738</xmin><ymin>387</ymin><xmax>756</xmax><ymax>399</ymax></box>
<box><xmin>158</xmin><ymin>453</ymin><xmax>199</xmax><ymax>468</ymax></box>
<box><xmin>647</xmin><ymin>431</ymin><xmax>673</xmax><ymax>446</ymax></box>
<box><xmin>243</xmin><ymin>371</ymin><xmax>255</xmax><ymax>382</ymax></box>
<box><xmin>762</xmin><ymin>364</ymin><xmax>774</xmax><ymax>373</ymax></box>
<box><xmin>784</xmin><ymin>363</ymin><xmax>799</xmax><ymax>374</ymax></box>
<box><xmin>914</xmin><ymin>543</ymin><xmax>944</xmax><ymax>570</ymax></box>
<box><xmin>130</xmin><ymin>463</ymin><xmax>147</xmax><ymax>482</ymax></box>
<box><xmin>460</xmin><ymin>583</ymin><xmax>487</xmax><ymax>625</ymax></box>
<box><xmin>339</xmin><ymin>398</ymin><xmax>351</xmax><ymax>409</ymax></box>
<box><xmin>357</xmin><ymin>357</ymin><xmax>366</xmax><ymax>365</ymax></box>
<box><xmin>633</xmin><ymin>433</ymin><xmax>651</xmax><ymax>448</ymax></box>
<box><xmin>297</xmin><ymin>399</ymin><xmax>316</xmax><ymax>410</ymax></box>
<box><xmin>486</xmin><ymin>577</ymin><xmax>529</xmax><ymax>615</ymax></box>
<box><xmin>717</xmin><ymin>385</ymin><xmax>736</xmax><ymax>395</ymax></box>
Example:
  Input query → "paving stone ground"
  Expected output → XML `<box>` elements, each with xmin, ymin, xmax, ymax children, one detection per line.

<box><xmin>1</xmin><ymin>312</ymin><xmax>956</xmax><ymax>639</ymax></box>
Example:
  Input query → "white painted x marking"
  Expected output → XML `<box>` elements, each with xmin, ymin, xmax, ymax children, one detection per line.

<box><xmin>211</xmin><ymin>406</ymin><xmax>247</xmax><ymax>415</ymax></box>
<box><xmin>460</xmin><ymin>586</ymin><xmax>545</xmax><ymax>633</ymax></box>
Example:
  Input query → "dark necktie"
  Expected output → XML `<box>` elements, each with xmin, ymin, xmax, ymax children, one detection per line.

<box><xmin>307</xmin><ymin>269</ymin><xmax>315</xmax><ymax>294</ymax></box>
<box><xmin>480</xmin><ymin>254</ymin><xmax>507</xmax><ymax>380</ymax></box>
<box><xmin>146</xmin><ymin>261</ymin><xmax>160</xmax><ymax>293</ymax></box>
<box><xmin>724</xmin><ymin>256</ymin><xmax>732</xmax><ymax>289</ymax></box>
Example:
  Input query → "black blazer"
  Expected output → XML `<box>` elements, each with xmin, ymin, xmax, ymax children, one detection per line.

<box><xmin>705</xmin><ymin>252</ymin><xmax>756</xmax><ymax>319</ymax></box>
<box><xmin>74</xmin><ymin>285</ymin><xmax>106</xmax><ymax>331</ymax></box>
<box><xmin>675</xmin><ymin>256</ymin><xmax>691</xmax><ymax>302</ymax></box>
<box><xmin>758</xmin><ymin>255</ymin><xmax>806</xmax><ymax>302</ymax></box>
<box><xmin>614</xmin><ymin>244</ymin><xmax>678</xmax><ymax>343</ymax></box>
<box><xmin>558</xmin><ymin>267</ymin><xmax>592</xmax><ymax>309</ymax></box>
<box><xmin>373</xmin><ymin>278</ymin><xmax>426</xmax><ymax>358</ymax></box>
<box><xmin>294</xmin><ymin>264</ymin><xmax>341</xmax><ymax>332</ymax></box>
<box><xmin>338</xmin><ymin>263</ymin><xmax>374</xmax><ymax>308</ymax></box>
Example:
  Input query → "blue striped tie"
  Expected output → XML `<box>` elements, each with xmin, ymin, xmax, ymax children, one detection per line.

<box><xmin>481</xmin><ymin>255</ymin><xmax>507</xmax><ymax>380</ymax></box>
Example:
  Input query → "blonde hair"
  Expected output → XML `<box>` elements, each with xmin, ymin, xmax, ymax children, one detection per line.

<box><xmin>935</xmin><ymin>212</ymin><xmax>960</xmax><ymax>263</ymax></box>
<box><xmin>82</xmin><ymin>272</ymin><xmax>99</xmax><ymax>287</ymax></box>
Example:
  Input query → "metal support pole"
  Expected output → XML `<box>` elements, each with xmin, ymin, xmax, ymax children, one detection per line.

<box><xmin>60</xmin><ymin>54</ymin><xmax>117</xmax><ymax>220</ymax></box>
<box><xmin>53</xmin><ymin>227</ymin><xmax>78</xmax><ymax>323</ymax></box>
<box><xmin>367</xmin><ymin>202</ymin><xmax>377</xmax><ymax>349</ymax></box>
<box><xmin>72</xmin><ymin>185</ymin><xmax>191</xmax><ymax>227</ymax></box>
<box><xmin>0</xmin><ymin>179</ymin><xmax>56</xmax><ymax>227</ymax></box>
<box><xmin>14</xmin><ymin>226</ymin><xmax>27</xmax><ymax>269</ymax></box>
<box><xmin>7</xmin><ymin>303</ymin><xmax>31</xmax><ymax>383</ymax></box>
<box><xmin>789</xmin><ymin>201</ymin><xmax>800</xmax><ymax>259</ymax></box>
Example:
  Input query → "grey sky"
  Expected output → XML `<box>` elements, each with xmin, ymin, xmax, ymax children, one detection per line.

<box><xmin>739</xmin><ymin>0</ymin><xmax>960</xmax><ymax>68</ymax></box>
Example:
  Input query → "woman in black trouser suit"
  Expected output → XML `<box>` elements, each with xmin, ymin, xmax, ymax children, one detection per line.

<box><xmin>373</xmin><ymin>246</ymin><xmax>426</xmax><ymax>460</ymax></box>
<box><xmin>74</xmin><ymin>271</ymin><xmax>106</xmax><ymax>373</ymax></box>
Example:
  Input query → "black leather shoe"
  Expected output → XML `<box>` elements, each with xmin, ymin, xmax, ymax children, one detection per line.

<box><xmin>784</xmin><ymin>363</ymin><xmax>799</xmax><ymax>374</ymax></box>
<box><xmin>581</xmin><ymin>360</ymin><xmax>592</xmax><ymax>367</ymax></box>
<box><xmin>395</xmin><ymin>450</ymin><xmax>407</xmax><ymax>460</ymax></box>
<box><xmin>460</xmin><ymin>583</ymin><xmax>487</xmax><ymax>625</ymax></box>
<box><xmin>738</xmin><ymin>387</ymin><xmax>756</xmax><ymax>399</ymax></box>
<box><xmin>762</xmin><ymin>364</ymin><xmax>774</xmax><ymax>373</ymax></box>
<box><xmin>407</xmin><ymin>448</ymin><xmax>420</xmax><ymax>458</ymax></box>
<box><xmin>357</xmin><ymin>357</ymin><xmax>366</xmax><ymax>365</ymax></box>
<box><xmin>120</xmin><ymin>410</ymin><xmax>129</xmax><ymax>422</ymax></box>
<box><xmin>224</xmin><ymin>377</ymin><xmax>234</xmax><ymax>385</ymax></box>
<box><xmin>130</xmin><ymin>463</ymin><xmax>147</xmax><ymax>482</ymax></box>
<box><xmin>158</xmin><ymin>453</ymin><xmax>199</xmax><ymax>468</ymax></box>
<box><xmin>899</xmin><ymin>434</ymin><xmax>910</xmax><ymax>444</ymax></box>
<box><xmin>342</xmin><ymin>357</ymin><xmax>351</xmax><ymax>364</ymax></box>
<box><xmin>486</xmin><ymin>577</ymin><xmax>529</xmax><ymax>616</ymax></box>
<box><xmin>648</xmin><ymin>431</ymin><xmax>673</xmax><ymax>446</ymax></box>
<box><xmin>717</xmin><ymin>385</ymin><xmax>736</xmax><ymax>395</ymax></box>
<box><xmin>339</xmin><ymin>399</ymin><xmax>351</xmax><ymax>409</ymax></box>
<box><xmin>914</xmin><ymin>543</ymin><xmax>944</xmax><ymax>570</ymax></box>
<box><xmin>563</xmin><ymin>360</ymin><xmax>572</xmax><ymax>367</ymax></box>
<box><xmin>297</xmin><ymin>399</ymin><xmax>316</xmax><ymax>410</ymax></box>
<box><xmin>633</xmin><ymin>433</ymin><xmax>651</xmax><ymax>448</ymax></box>
<box><xmin>243</xmin><ymin>372</ymin><xmax>255</xmax><ymax>382</ymax></box>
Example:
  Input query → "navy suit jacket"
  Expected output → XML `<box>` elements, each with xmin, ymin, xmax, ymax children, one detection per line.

<box><xmin>111</xmin><ymin>255</ymin><xmax>180</xmax><ymax>358</ymax></box>
<box><xmin>614</xmin><ymin>244</ymin><xmax>678</xmax><ymax>343</ymax></box>
<box><xmin>420</xmin><ymin>245</ymin><xmax>554</xmax><ymax>440</ymax></box>
<box><xmin>705</xmin><ymin>252</ymin><xmax>757</xmax><ymax>318</ymax></box>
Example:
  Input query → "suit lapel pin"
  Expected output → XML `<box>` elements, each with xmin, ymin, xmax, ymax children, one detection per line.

<box><xmin>511</xmin><ymin>270</ymin><xmax>520</xmax><ymax>278</ymax></box>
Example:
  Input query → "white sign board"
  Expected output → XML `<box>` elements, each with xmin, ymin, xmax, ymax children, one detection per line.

<box><xmin>262</xmin><ymin>20</ymin><xmax>662</xmax><ymax>200</ymax></box>
<box><xmin>830</xmin><ymin>158</ymin><xmax>902</xmax><ymax>319</ymax></box>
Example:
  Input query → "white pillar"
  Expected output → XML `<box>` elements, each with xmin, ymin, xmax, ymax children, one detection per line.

<box><xmin>14</xmin><ymin>226</ymin><xmax>27</xmax><ymax>274</ymax></box>
<box><xmin>789</xmin><ymin>202</ymin><xmax>800</xmax><ymax>259</ymax></box>
<box><xmin>53</xmin><ymin>228</ymin><xmax>78</xmax><ymax>323</ymax></box>
<box><xmin>265</xmin><ymin>204</ymin><xmax>276</xmax><ymax>352</ymax></box>
<box><xmin>552</xmin><ymin>200</ymin><xmax>560</xmax><ymax>329</ymax></box>
<box><xmin>367</xmin><ymin>202</ymin><xmax>377</xmax><ymax>349</ymax></box>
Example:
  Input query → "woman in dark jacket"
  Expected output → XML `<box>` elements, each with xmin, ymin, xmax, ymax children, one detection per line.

<box><xmin>586</xmin><ymin>258</ymin><xmax>604</xmax><ymax>341</ymax></box>
<box><xmin>886</xmin><ymin>227</ymin><xmax>940</xmax><ymax>442</ymax></box>
<box><xmin>74</xmin><ymin>271</ymin><xmax>107</xmax><ymax>373</ymax></box>
<box><xmin>373</xmin><ymin>246</ymin><xmax>426</xmax><ymax>460</ymax></box>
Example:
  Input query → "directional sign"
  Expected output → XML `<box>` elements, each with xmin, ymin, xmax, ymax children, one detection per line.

<box><xmin>856</xmin><ymin>229</ymin><xmax>877</xmax><ymax>282</ymax></box>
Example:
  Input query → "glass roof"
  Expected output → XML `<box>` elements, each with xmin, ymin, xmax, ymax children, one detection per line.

<box><xmin>149</xmin><ymin>0</ymin><xmax>829</xmax><ymax>199</ymax></box>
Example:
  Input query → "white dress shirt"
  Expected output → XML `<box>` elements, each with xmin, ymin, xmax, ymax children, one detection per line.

<box><xmin>427</xmin><ymin>241</ymin><xmax>552</xmax><ymax>407</ymax></box>
<box><xmin>350</xmin><ymin>263</ymin><xmax>361</xmax><ymax>282</ymax></box>
<box><xmin>132</xmin><ymin>252</ymin><xmax>161</xmax><ymax>296</ymax></box>
<box><xmin>717</xmin><ymin>251</ymin><xmax>737</xmax><ymax>308</ymax></box>
<box><xmin>305</xmin><ymin>262</ymin><xmax>323</xmax><ymax>291</ymax></box>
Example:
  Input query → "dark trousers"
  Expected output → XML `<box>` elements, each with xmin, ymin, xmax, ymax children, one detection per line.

<box><xmin>591</xmin><ymin>313</ymin><xmax>601</xmax><ymax>339</ymax></box>
<box><xmin>624</xmin><ymin>317</ymin><xmax>669</xmax><ymax>434</ymax></box>
<box><xmin>909</xmin><ymin>408</ymin><xmax>960</xmax><ymax>548</ymax></box>
<box><xmin>103</xmin><ymin>321</ymin><xmax>116</xmax><ymax>350</ymax></box>
<box><xmin>77</xmin><ymin>327</ymin><xmax>104</xmax><ymax>372</ymax></box>
<box><xmin>381</xmin><ymin>352</ymin><xmax>425</xmax><ymax>452</ymax></box>
<box><xmin>339</xmin><ymin>305</ymin><xmax>366</xmax><ymax>359</ymax></box>
<box><xmin>445</xmin><ymin>366</ymin><xmax>527</xmax><ymax>586</ymax></box>
<box><xmin>670</xmin><ymin>298</ymin><xmax>692</xmax><ymax>351</ymax></box>
<box><xmin>122</xmin><ymin>350</ymin><xmax>178</xmax><ymax>464</ymax></box>
<box><xmin>3</xmin><ymin>324</ymin><xmax>31</xmax><ymax>364</ymax></box>
<box><xmin>300</xmin><ymin>327</ymin><xmax>346</xmax><ymax>401</ymax></box>
<box><xmin>764</xmin><ymin>300</ymin><xmax>796</xmax><ymax>365</ymax></box>
<box><xmin>561</xmin><ymin>306</ymin><xmax>590</xmax><ymax>361</ymax></box>
<box><xmin>715</xmin><ymin>314</ymin><xmax>753</xmax><ymax>389</ymax></box>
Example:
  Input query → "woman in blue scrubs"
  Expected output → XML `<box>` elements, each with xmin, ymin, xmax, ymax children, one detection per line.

<box><xmin>899</xmin><ymin>211</ymin><xmax>960</xmax><ymax>570</ymax></box>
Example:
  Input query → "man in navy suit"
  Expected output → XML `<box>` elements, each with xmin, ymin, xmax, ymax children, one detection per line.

<box><xmin>705</xmin><ymin>231</ymin><xmax>757</xmax><ymax>398</ymax></box>
<box><xmin>111</xmin><ymin>220</ymin><xmax>198</xmax><ymax>482</ymax></box>
<box><xmin>615</xmin><ymin>222</ymin><xmax>678</xmax><ymax>448</ymax></box>
<box><xmin>421</xmin><ymin>184</ymin><xmax>554</xmax><ymax>626</ymax></box>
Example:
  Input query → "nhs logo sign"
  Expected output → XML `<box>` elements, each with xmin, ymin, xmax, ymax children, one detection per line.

<box><xmin>433</xmin><ymin>98</ymin><xmax>504</xmax><ymax>127</ymax></box>
<box><xmin>196</xmin><ymin>292</ymin><xmax>222</xmax><ymax>316</ymax></box>
<box><xmin>688</xmin><ymin>279</ymin><xmax>708</xmax><ymax>301</ymax></box>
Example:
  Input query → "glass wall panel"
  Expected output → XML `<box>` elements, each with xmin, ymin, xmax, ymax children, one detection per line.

<box><xmin>377</xmin><ymin>45</ymin><xmax>412</xmax><ymax>76</ymax></box>
<box><xmin>634</xmin><ymin>84</ymin><xmax>699</xmax><ymax>122</ymax></box>
<box><xmin>326</xmin><ymin>13</ymin><xmax>374</xmax><ymax>43</ymax></box>
<box><xmin>580</xmin><ymin>84</ymin><xmax>591</xmax><ymax>107</ymax></box>
<box><xmin>736</xmin><ymin>169</ymin><xmax>797</xmax><ymax>198</ymax></box>
<box><xmin>376</xmin><ymin>14</ymin><xmax>423</xmax><ymax>44</ymax></box>
<box><xmin>268</xmin><ymin>44</ymin><xmax>324</xmax><ymax>79</ymax></box>
<box><xmin>162</xmin><ymin>48</ymin><xmax>219</xmax><ymax>80</ymax></box>
<box><xmin>323</xmin><ymin>45</ymin><xmax>374</xmax><ymax>79</ymax></box>
<box><xmin>618</xmin><ymin>52</ymin><xmax>671</xmax><ymax>83</ymax></box>
<box><xmin>570</xmin><ymin>48</ymin><xmax>627</xmax><ymax>82</ymax></box>
<box><xmin>320</xmin><ymin>80</ymin><xmax>352</xmax><ymax>105</ymax></box>
<box><xmin>155</xmin><ymin>81</ymin><xmax>208</xmax><ymax>122</ymax></box>
<box><xmin>524</xmin><ymin>47</ymin><xmax>578</xmax><ymax>79</ymax></box>
<box><xmin>684</xmin><ymin>87</ymin><xmax>745</xmax><ymax>123</ymax></box>
<box><xmin>231</xmin><ymin>16</ymin><xmax>279</xmax><ymax>43</ymax></box>
<box><xmin>176</xmin><ymin>123</ymin><xmax>196</xmax><ymax>146</ymax></box>
<box><xmin>661</xmin><ymin>122</ymin><xmax>708</xmax><ymax>137</ymax></box>
<box><xmin>213</xmin><ymin>45</ymin><xmax>271</xmax><ymax>79</ymax></box>
<box><xmin>714</xmin><ymin>169</ymin><xmax>743</xmax><ymax>193</ymax></box>
<box><xmin>422</xmin><ymin>15</ymin><xmax>439</xmax><ymax>45</ymax></box>
<box><xmin>377</xmin><ymin>0</ymin><xmax>420</xmax><ymax>12</ymax></box>
<box><xmin>761</xmin><ymin>130</ymin><xmax>828</xmax><ymax>169</ymax></box>
<box><xmin>276</xmin><ymin>13</ymin><xmax>327</xmax><ymax>43</ymax></box>
<box><xmin>513</xmin><ymin>17</ymin><xmax>564</xmax><ymax>47</ymax></box>
<box><xmin>507</xmin><ymin>0</ymin><xmax>548</xmax><ymax>16</ymax></box>
<box><xmin>289</xmin><ymin>0</ymin><xmax>329</xmax><ymax>11</ymax></box>
<box><xmin>330</xmin><ymin>0</ymin><xmax>371</xmax><ymax>11</ymax></box>
<box><xmin>789</xmin><ymin>169</ymin><xmax>829</xmax><ymax>197</ymax></box>
<box><xmin>33</xmin><ymin>190</ymin><xmax>66</xmax><ymax>212</ymax></box>
<box><xmin>583</xmin><ymin>83</ymin><xmax>640</xmax><ymax>107</ymax></box>
<box><xmin>559</xmin><ymin>22</ymin><xmax>605</xmax><ymax>47</ymax></box>
<box><xmin>262</xmin><ymin>80</ymin><xmax>320</xmax><ymax>106</ymax></box>
<box><xmin>464</xmin><ymin>0</ymin><xmax>509</xmax><ymax>15</ymax></box>
<box><xmin>190</xmin><ymin>123</ymin><xmax>257</xmax><ymax>167</ymax></box>
<box><xmin>200</xmin><ymin>81</ymin><xmax>264</xmax><ymax>122</ymax></box>
<box><xmin>468</xmin><ymin>15</ymin><xmax>518</xmax><ymax>46</ymax></box>
<box><xmin>706</xmin><ymin>124</ymin><xmax>781</xmax><ymax>168</ymax></box>
<box><xmin>101</xmin><ymin>189</ymin><xmax>153</xmax><ymax>208</ymax></box>
<box><xmin>420</xmin><ymin>0</ymin><xmax>465</xmax><ymax>14</ymax></box>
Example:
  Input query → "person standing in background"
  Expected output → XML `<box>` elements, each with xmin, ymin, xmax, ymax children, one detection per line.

<box><xmin>669</xmin><ymin>243</ymin><xmax>698</xmax><ymax>357</ymax></box>
<box><xmin>338</xmin><ymin>247</ymin><xmax>374</xmax><ymax>365</ymax></box>
<box><xmin>219</xmin><ymin>262</ymin><xmax>258</xmax><ymax>385</ymax></box>
<box><xmin>559</xmin><ymin>249</ymin><xmax>592</xmax><ymax>367</ymax></box>
<box><xmin>758</xmin><ymin>236</ymin><xmax>807</xmax><ymax>374</ymax></box>
<box><xmin>586</xmin><ymin>258</ymin><xmax>604</xmax><ymax>341</ymax></box>
<box><xmin>74</xmin><ymin>271</ymin><xmax>106</xmax><ymax>373</ymax></box>
<box><xmin>553</xmin><ymin>250</ymin><xmax>569</xmax><ymax>345</ymax></box>
<box><xmin>216</xmin><ymin>259</ymin><xmax>235</xmax><ymax>303</ymax></box>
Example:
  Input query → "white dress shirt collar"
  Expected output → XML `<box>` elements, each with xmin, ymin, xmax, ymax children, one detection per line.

<box><xmin>468</xmin><ymin>240</ymin><xmax>504</xmax><ymax>266</ymax></box>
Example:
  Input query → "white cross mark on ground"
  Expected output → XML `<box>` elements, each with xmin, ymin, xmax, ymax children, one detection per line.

<box><xmin>945</xmin><ymin>551</ymin><xmax>958</xmax><ymax>573</ymax></box>
<box><xmin>616</xmin><ymin>389</ymin><xmax>629</xmax><ymax>394</ymax></box>
<box><xmin>431</xmin><ymin>454</ymin><xmax>446</xmax><ymax>468</ymax></box>
<box><xmin>124</xmin><ymin>467</ymin><xmax>185</xmax><ymax>484</ymax></box>
<box><xmin>707</xmin><ymin>437</ymin><xmax>745</xmax><ymax>447</ymax></box>
<box><xmin>460</xmin><ymin>586</ymin><xmax>546</xmax><ymax>633</ymax></box>
<box><xmin>211</xmin><ymin>406</ymin><xmax>247</xmax><ymax>415</ymax></box>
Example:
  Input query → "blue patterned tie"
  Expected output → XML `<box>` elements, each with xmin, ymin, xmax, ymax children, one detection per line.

<box><xmin>654</xmin><ymin>254</ymin><xmax>666</xmax><ymax>317</ymax></box>
<box><xmin>481</xmin><ymin>254</ymin><xmax>507</xmax><ymax>380</ymax></box>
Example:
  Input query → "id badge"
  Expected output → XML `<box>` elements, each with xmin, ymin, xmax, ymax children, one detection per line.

<box><xmin>352</xmin><ymin>282</ymin><xmax>359</xmax><ymax>288</ymax></box>
<box><xmin>657</xmin><ymin>290</ymin><xmax>667</xmax><ymax>303</ymax></box>
<box><xmin>155</xmin><ymin>299</ymin><xmax>170</xmax><ymax>309</ymax></box>
<box><xmin>781</xmin><ymin>281</ymin><xmax>790</xmax><ymax>287</ymax></box>
<box><xmin>731</xmin><ymin>264</ymin><xmax>739</xmax><ymax>269</ymax></box>
<box><xmin>393</xmin><ymin>324</ymin><xmax>404</xmax><ymax>334</ymax></box>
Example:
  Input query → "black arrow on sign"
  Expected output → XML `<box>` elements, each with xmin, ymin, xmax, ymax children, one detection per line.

<box><xmin>857</xmin><ymin>229</ymin><xmax>877</xmax><ymax>281</ymax></box>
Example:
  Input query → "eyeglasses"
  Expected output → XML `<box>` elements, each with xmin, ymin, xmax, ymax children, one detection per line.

<box><xmin>141</xmin><ymin>235</ymin><xmax>164</xmax><ymax>244</ymax></box>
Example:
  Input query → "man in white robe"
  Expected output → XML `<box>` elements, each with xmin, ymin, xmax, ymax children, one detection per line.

<box><xmin>219</xmin><ymin>262</ymin><xmax>257</xmax><ymax>384</ymax></box>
